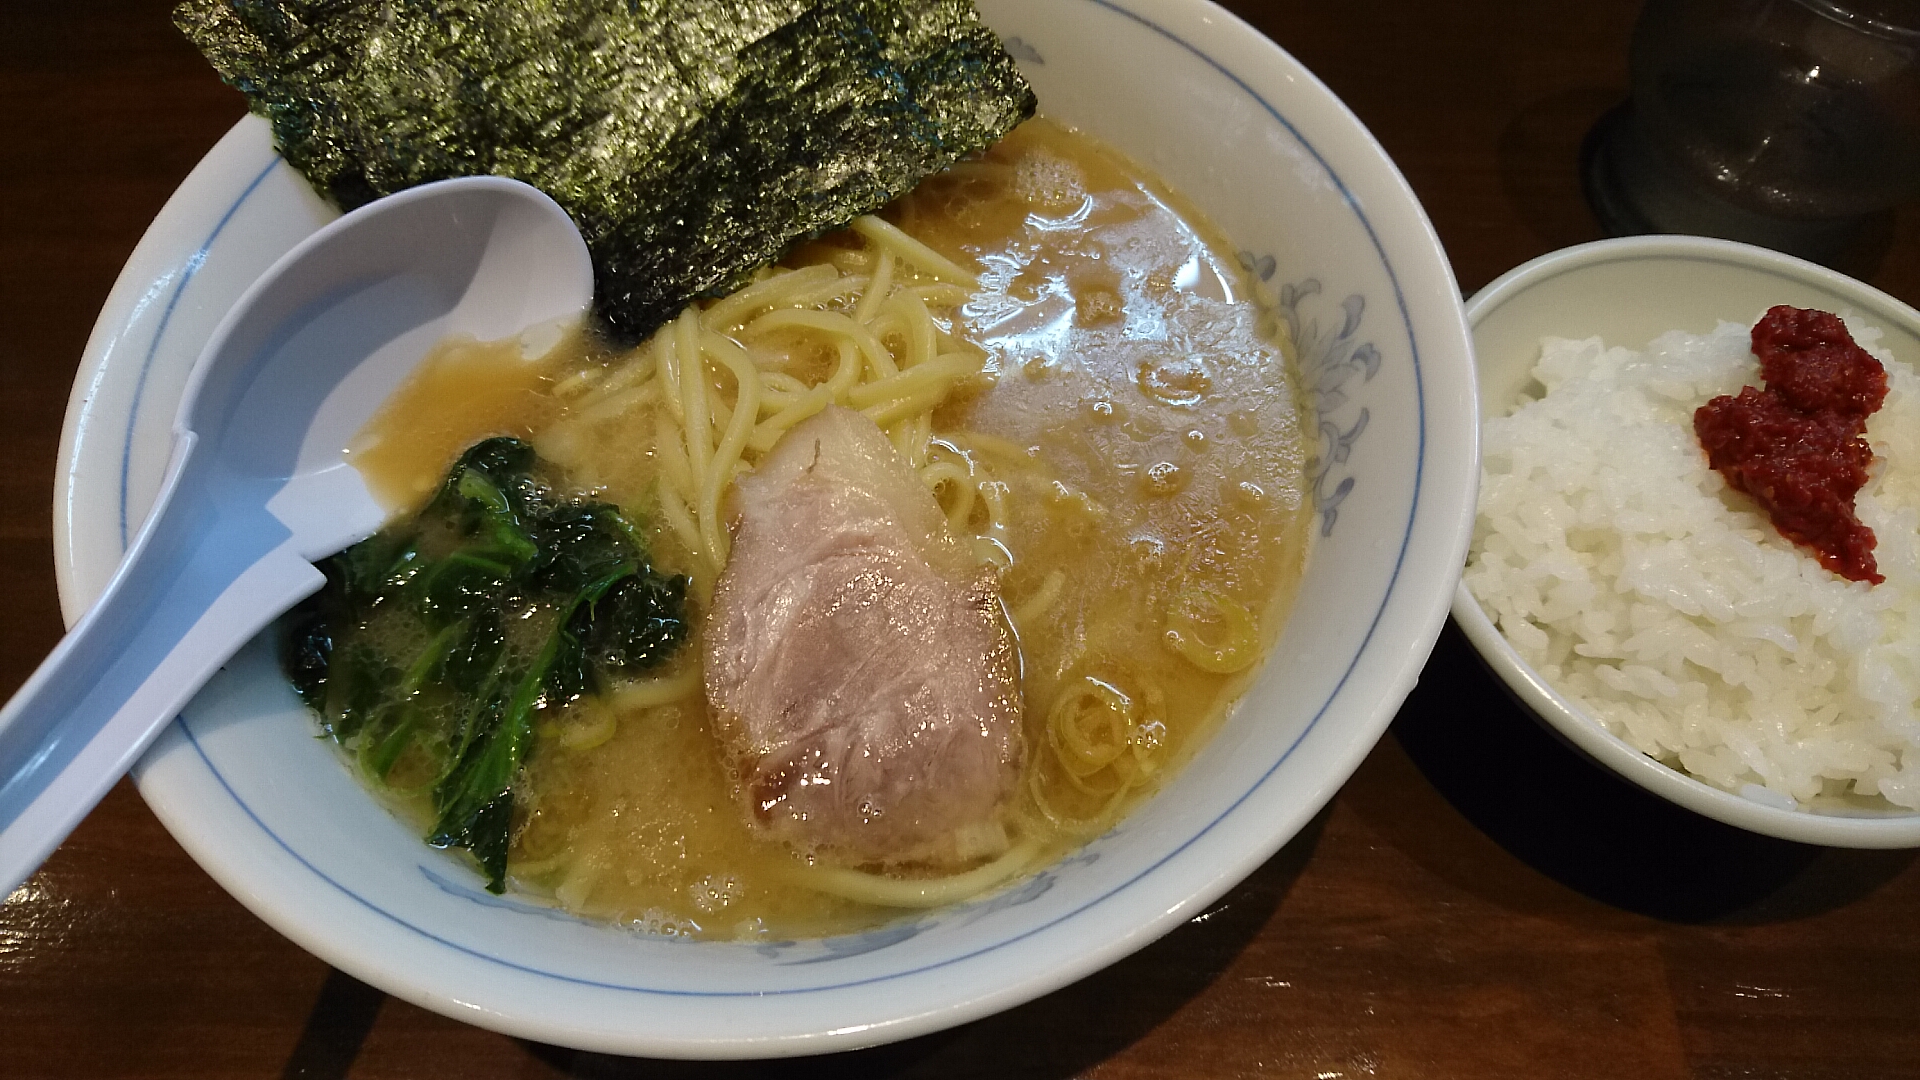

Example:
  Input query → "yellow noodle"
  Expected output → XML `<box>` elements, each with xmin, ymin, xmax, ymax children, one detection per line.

<box><xmin>977</xmin><ymin>479</ymin><xmax>1011</xmax><ymax>535</ymax></box>
<box><xmin>1034</xmin><ymin>672</ymin><xmax>1169</xmax><ymax>822</ymax></box>
<box><xmin>701</xmin><ymin>329</ymin><xmax>762</xmax><ymax>404</ymax></box>
<box><xmin>883</xmin><ymin>293</ymin><xmax>938</xmax><ymax>368</ymax></box>
<box><xmin>846</xmin><ymin>352</ymin><xmax>979</xmax><ymax>409</ymax></box>
<box><xmin>505</xmin><ymin>851</ymin><xmax>571</xmax><ymax>881</ymax></box>
<box><xmin>927</xmin><ymin>435</ymin><xmax>969</xmax><ymax>460</ymax></box>
<box><xmin>907</xmin><ymin>412</ymin><xmax>933</xmax><ymax>469</ymax></box>
<box><xmin>1043</xmin><ymin>479</ymin><xmax>1106</xmax><ymax>521</ymax></box>
<box><xmin>654</xmin><ymin>328</ymin><xmax>684</xmax><ymax>425</ymax></box>
<box><xmin>745</xmin><ymin>309</ymin><xmax>897</xmax><ymax>380</ymax></box>
<box><xmin>1025</xmin><ymin>761</ymin><xmax>1129</xmax><ymax>839</ymax></box>
<box><xmin>864</xmin><ymin>312</ymin><xmax>907</xmax><ymax>354</ymax></box>
<box><xmin>825</xmin><ymin>340</ymin><xmax>863</xmax><ymax>402</ymax></box>
<box><xmin>676</xmin><ymin>310</ymin><xmax>714</xmax><ymax>522</ymax></box>
<box><xmin>1050</xmin><ymin>678</ymin><xmax>1130</xmax><ymax>774</ymax></box>
<box><xmin>656</xmin><ymin>477</ymin><xmax>703</xmax><ymax>559</ymax></box>
<box><xmin>755</xmin><ymin>391</ymin><xmax>815</xmax><ymax>416</ymax></box>
<box><xmin>895</xmin><ymin>283</ymin><xmax>971</xmax><ymax>308</ymax></box>
<box><xmin>782</xmin><ymin>839</ymin><xmax>1040</xmax><ymax>909</ymax></box>
<box><xmin>530</xmin><ymin>428</ymin><xmax>585</xmax><ymax>477</ymax></box>
<box><xmin>786</xmin><ymin>276</ymin><xmax>867</xmax><ymax>311</ymax></box>
<box><xmin>853</xmin><ymin>249</ymin><xmax>894</xmax><ymax>324</ymax></box>
<box><xmin>1164</xmin><ymin>589</ymin><xmax>1262</xmax><ymax>674</ymax></box>
<box><xmin>970</xmin><ymin>535</ymin><xmax>1012</xmax><ymax>570</ymax></box>
<box><xmin>565</xmin><ymin>380</ymin><xmax>660</xmax><ymax>430</ymax></box>
<box><xmin>573</xmin><ymin>345</ymin><xmax>656</xmax><ymax>409</ymax></box>
<box><xmin>700</xmin><ymin>264</ymin><xmax>839</xmax><ymax>331</ymax></box>
<box><xmin>885</xmin><ymin>419</ymin><xmax>917</xmax><ymax>464</ymax></box>
<box><xmin>749</xmin><ymin>387</ymin><xmax>832</xmax><ymax>453</ymax></box>
<box><xmin>534</xmin><ymin>383</ymin><xmax>660</xmax><ymax>478</ymax></box>
<box><xmin>949</xmin><ymin>430</ymin><xmax>1034</xmax><ymax>466</ymax></box>
<box><xmin>551</xmin><ymin>365</ymin><xmax>606</xmax><ymax>400</ymax></box>
<box><xmin>921</xmin><ymin>464</ymin><xmax>976</xmax><ymax>530</ymax></box>
<box><xmin>553</xmin><ymin>861</ymin><xmax>601</xmax><ymax>911</ymax></box>
<box><xmin>698</xmin><ymin>330</ymin><xmax>763</xmax><ymax>564</ymax></box>
<box><xmin>654</xmin><ymin>406</ymin><xmax>695</xmax><ymax>499</ymax></box>
<box><xmin>1054</xmin><ymin>753</ymin><xmax>1130</xmax><ymax>798</ymax></box>
<box><xmin>851</xmin><ymin>215</ymin><xmax>979</xmax><ymax>286</ymax></box>
<box><xmin>555</xmin><ymin>699</ymin><xmax>619</xmax><ymax>752</ymax></box>
<box><xmin>759</xmin><ymin>370</ymin><xmax>813</xmax><ymax>398</ymax></box>
<box><xmin>611</xmin><ymin>666</ymin><xmax>703</xmax><ymax>710</ymax></box>
<box><xmin>753</xmin><ymin>393</ymin><xmax>812</xmax><ymax>417</ymax></box>
<box><xmin>1010</xmin><ymin>569</ymin><xmax>1066</xmax><ymax>627</ymax></box>
<box><xmin>861</xmin><ymin>385</ymin><xmax>948</xmax><ymax>430</ymax></box>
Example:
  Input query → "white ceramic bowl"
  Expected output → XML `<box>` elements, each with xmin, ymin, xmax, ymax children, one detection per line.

<box><xmin>1453</xmin><ymin>234</ymin><xmax>1920</xmax><ymax>849</ymax></box>
<box><xmin>58</xmin><ymin>0</ymin><xmax>1476</xmax><ymax>1057</ymax></box>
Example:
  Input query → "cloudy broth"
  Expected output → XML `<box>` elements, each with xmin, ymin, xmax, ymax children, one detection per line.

<box><xmin>345</xmin><ymin>118</ymin><xmax>1311</xmax><ymax>938</ymax></box>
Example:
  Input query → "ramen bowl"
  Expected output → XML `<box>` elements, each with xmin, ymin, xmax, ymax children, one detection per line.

<box><xmin>1453</xmin><ymin>235</ymin><xmax>1920</xmax><ymax>848</ymax></box>
<box><xmin>59</xmin><ymin>0</ymin><xmax>1475</xmax><ymax>1057</ymax></box>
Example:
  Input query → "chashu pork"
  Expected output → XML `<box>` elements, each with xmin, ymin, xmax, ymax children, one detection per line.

<box><xmin>704</xmin><ymin>406</ymin><xmax>1024</xmax><ymax>866</ymax></box>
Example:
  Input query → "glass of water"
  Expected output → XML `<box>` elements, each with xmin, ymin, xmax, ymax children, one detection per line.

<box><xmin>1585</xmin><ymin>0</ymin><xmax>1920</xmax><ymax>268</ymax></box>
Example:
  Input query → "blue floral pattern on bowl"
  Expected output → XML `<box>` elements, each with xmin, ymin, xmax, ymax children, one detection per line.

<box><xmin>1240</xmin><ymin>253</ymin><xmax>1380</xmax><ymax>538</ymax></box>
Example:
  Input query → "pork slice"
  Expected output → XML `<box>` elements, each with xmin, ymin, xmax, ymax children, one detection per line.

<box><xmin>704</xmin><ymin>407</ymin><xmax>1024</xmax><ymax>865</ymax></box>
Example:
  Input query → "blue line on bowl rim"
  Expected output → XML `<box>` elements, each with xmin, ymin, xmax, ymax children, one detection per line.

<box><xmin>117</xmin><ymin>157</ymin><xmax>286</xmax><ymax>548</ymax></box>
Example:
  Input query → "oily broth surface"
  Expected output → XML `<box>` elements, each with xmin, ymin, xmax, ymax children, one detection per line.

<box><xmin>899</xmin><ymin>123</ymin><xmax>1310</xmax><ymax>815</ymax></box>
<box><xmin>347</xmin><ymin>118</ymin><xmax>1310</xmax><ymax>938</ymax></box>
<box><xmin>348</xmin><ymin>333</ymin><xmax>575</xmax><ymax>509</ymax></box>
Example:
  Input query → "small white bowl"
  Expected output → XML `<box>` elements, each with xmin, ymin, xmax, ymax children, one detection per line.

<box><xmin>60</xmin><ymin>0</ymin><xmax>1477</xmax><ymax>1058</ymax></box>
<box><xmin>1453</xmin><ymin>234</ymin><xmax>1920</xmax><ymax>848</ymax></box>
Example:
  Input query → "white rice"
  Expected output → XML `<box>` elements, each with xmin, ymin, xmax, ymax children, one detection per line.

<box><xmin>1466</xmin><ymin>315</ymin><xmax>1920</xmax><ymax>811</ymax></box>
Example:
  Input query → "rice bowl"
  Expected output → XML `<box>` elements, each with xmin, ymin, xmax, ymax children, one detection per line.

<box><xmin>1455</xmin><ymin>235</ymin><xmax>1920</xmax><ymax>847</ymax></box>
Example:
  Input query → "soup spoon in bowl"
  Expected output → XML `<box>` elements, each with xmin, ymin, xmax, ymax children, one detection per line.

<box><xmin>0</xmin><ymin>176</ymin><xmax>593</xmax><ymax>894</ymax></box>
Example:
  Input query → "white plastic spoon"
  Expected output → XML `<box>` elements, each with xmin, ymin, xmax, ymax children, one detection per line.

<box><xmin>0</xmin><ymin>176</ymin><xmax>593</xmax><ymax>893</ymax></box>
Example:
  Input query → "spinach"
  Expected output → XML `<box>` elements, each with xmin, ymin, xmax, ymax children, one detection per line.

<box><xmin>283</xmin><ymin>437</ymin><xmax>689</xmax><ymax>892</ymax></box>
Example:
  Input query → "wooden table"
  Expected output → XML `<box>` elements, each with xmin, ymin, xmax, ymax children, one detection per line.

<box><xmin>4</xmin><ymin>2</ymin><xmax>1918</xmax><ymax>1076</ymax></box>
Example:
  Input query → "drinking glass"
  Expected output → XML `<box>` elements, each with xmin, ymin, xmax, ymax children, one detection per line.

<box><xmin>1584</xmin><ymin>0</ymin><xmax>1920</xmax><ymax>268</ymax></box>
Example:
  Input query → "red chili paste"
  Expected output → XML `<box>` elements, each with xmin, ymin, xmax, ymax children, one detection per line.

<box><xmin>1694</xmin><ymin>306</ymin><xmax>1887</xmax><ymax>584</ymax></box>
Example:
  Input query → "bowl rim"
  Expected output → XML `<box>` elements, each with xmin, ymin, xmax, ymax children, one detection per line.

<box><xmin>57</xmin><ymin>0</ymin><xmax>1478</xmax><ymax>1056</ymax></box>
<box><xmin>1453</xmin><ymin>233</ymin><xmax>1920</xmax><ymax>849</ymax></box>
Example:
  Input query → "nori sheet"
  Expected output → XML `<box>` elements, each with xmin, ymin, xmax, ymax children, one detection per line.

<box><xmin>174</xmin><ymin>0</ymin><xmax>1036</xmax><ymax>341</ymax></box>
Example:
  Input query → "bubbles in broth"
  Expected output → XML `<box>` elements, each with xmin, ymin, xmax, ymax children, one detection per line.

<box><xmin>341</xmin><ymin>118</ymin><xmax>1311</xmax><ymax>939</ymax></box>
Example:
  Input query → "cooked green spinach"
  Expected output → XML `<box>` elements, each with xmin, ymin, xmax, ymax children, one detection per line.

<box><xmin>284</xmin><ymin>437</ymin><xmax>689</xmax><ymax>891</ymax></box>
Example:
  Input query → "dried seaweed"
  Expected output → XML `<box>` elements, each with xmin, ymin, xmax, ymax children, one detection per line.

<box><xmin>175</xmin><ymin>0</ymin><xmax>1036</xmax><ymax>341</ymax></box>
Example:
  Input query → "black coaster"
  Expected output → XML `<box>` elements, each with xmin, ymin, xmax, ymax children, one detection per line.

<box><xmin>1579</xmin><ymin>103</ymin><xmax>1657</xmax><ymax>239</ymax></box>
<box><xmin>1577</xmin><ymin>102</ymin><xmax>1894</xmax><ymax>276</ymax></box>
